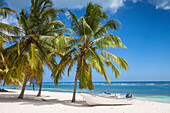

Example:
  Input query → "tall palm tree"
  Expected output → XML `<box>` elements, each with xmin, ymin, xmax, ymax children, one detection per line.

<box><xmin>52</xmin><ymin>2</ymin><xmax>128</xmax><ymax>102</ymax></box>
<box><xmin>27</xmin><ymin>0</ymin><xmax>72</xmax><ymax>97</ymax></box>
<box><xmin>4</xmin><ymin>0</ymin><xmax>73</xmax><ymax>99</ymax></box>
<box><xmin>0</xmin><ymin>2</ymin><xmax>20</xmax><ymax>85</ymax></box>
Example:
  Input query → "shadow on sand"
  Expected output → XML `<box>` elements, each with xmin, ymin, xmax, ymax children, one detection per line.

<box><xmin>0</xmin><ymin>92</ymin><xmax>89</xmax><ymax>107</ymax></box>
<box><xmin>0</xmin><ymin>91</ymin><xmax>130</xmax><ymax>107</ymax></box>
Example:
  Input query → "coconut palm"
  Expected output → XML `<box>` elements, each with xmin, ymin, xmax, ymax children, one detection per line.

<box><xmin>27</xmin><ymin>0</ymin><xmax>72</xmax><ymax>97</ymax></box>
<box><xmin>52</xmin><ymin>2</ymin><xmax>128</xmax><ymax>102</ymax></box>
<box><xmin>0</xmin><ymin>2</ymin><xmax>20</xmax><ymax>85</ymax></box>
<box><xmin>4</xmin><ymin>0</ymin><xmax>73</xmax><ymax>99</ymax></box>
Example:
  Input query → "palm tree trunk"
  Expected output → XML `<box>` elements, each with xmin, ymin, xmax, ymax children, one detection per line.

<box><xmin>37</xmin><ymin>81</ymin><xmax>42</xmax><ymax>97</ymax></box>
<box><xmin>18</xmin><ymin>75</ymin><xmax>28</xmax><ymax>99</ymax></box>
<box><xmin>72</xmin><ymin>55</ymin><xmax>82</xmax><ymax>102</ymax></box>
<box><xmin>71</xmin><ymin>73</ymin><xmax>78</xmax><ymax>102</ymax></box>
<box><xmin>3</xmin><ymin>82</ymin><xmax>5</xmax><ymax>86</ymax></box>
<box><xmin>0</xmin><ymin>52</ymin><xmax>5</xmax><ymax>64</ymax></box>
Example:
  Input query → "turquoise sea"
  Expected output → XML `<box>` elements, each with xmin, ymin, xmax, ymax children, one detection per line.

<box><xmin>1</xmin><ymin>81</ymin><xmax>170</xmax><ymax>103</ymax></box>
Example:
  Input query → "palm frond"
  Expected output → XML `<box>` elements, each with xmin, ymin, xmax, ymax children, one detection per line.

<box><xmin>94</xmin><ymin>19</ymin><xmax>120</xmax><ymax>38</ymax></box>
<box><xmin>88</xmin><ymin>48</ymin><xmax>110</xmax><ymax>83</ymax></box>
<box><xmin>0</xmin><ymin>7</ymin><xmax>16</xmax><ymax>17</ymax></box>
<box><xmin>92</xmin><ymin>34</ymin><xmax>126</xmax><ymax>49</ymax></box>
<box><xmin>101</xmin><ymin>50</ymin><xmax>128</xmax><ymax>70</ymax></box>
<box><xmin>77</xmin><ymin>55</ymin><xmax>88</xmax><ymax>89</ymax></box>
<box><xmin>84</xmin><ymin>2</ymin><xmax>107</xmax><ymax>32</ymax></box>
<box><xmin>67</xmin><ymin>55</ymin><xmax>78</xmax><ymax>77</ymax></box>
<box><xmin>86</xmin><ymin>64</ymin><xmax>94</xmax><ymax>90</ymax></box>
<box><xmin>18</xmin><ymin>14</ymin><xmax>29</xmax><ymax>34</ymax></box>
<box><xmin>80</xmin><ymin>16</ymin><xmax>94</xmax><ymax>36</ymax></box>
<box><xmin>67</xmin><ymin>8</ymin><xmax>79</xmax><ymax>33</ymax></box>
<box><xmin>0</xmin><ymin>31</ymin><xmax>13</xmax><ymax>42</ymax></box>
<box><xmin>52</xmin><ymin>49</ymin><xmax>77</xmax><ymax>85</ymax></box>
<box><xmin>0</xmin><ymin>22</ymin><xmax>20</xmax><ymax>36</ymax></box>
<box><xmin>100</xmin><ymin>55</ymin><xmax>120</xmax><ymax>78</ymax></box>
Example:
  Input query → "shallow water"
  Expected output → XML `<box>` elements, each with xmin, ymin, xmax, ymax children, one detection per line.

<box><xmin>1</xmin><ymin>81</ymin><xmax>170</xmax><ymax>103</ymax></box>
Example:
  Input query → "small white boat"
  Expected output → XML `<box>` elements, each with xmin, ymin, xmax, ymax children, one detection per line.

<box><xmin>80</xmin><ymin>92</ymin><xmax>135</xmax><ymax>105</ymax></box>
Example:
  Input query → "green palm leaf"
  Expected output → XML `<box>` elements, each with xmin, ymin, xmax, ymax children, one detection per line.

<box><xmin>94</xmin><ymin>20</ymin><xmax>120</xmax><ymax>38</ymax></box>
<box><xmin>99</xmin><ymin>55</ymin><xmax>120</xmax><ymax>78</ymax></box>
<box><xmin>101</xmin><ymin>50</ymin><xmax>128</xmax><ymax>70</ymax></box>
<box><xmin>86</xmin><ymin>64</ymin><xmax>94</xmax><ymax>90</ymax></box>
<box><xmin>0</xmin><ymin>7</ymin><xmax>16</xmax><ymax>17</ymax></box>
<box><xmin>88</xmin><ymin>48</ymin><xmax>110</xmax><ymax>83</ymax></box>
<box><xmin>92</xmin><ymin>34</ymin><xmax>126</xmax><ymax>49</ymax></box>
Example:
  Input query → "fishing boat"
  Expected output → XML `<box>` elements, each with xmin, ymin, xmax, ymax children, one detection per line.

<box><xmin>80</xmin><ymin>92</ymin><xmax>135</xmax><ymax>105</ymax></box>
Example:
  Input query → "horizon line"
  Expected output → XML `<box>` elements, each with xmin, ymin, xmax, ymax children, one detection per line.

<box><xmin>42</xmin><ymin>80</ymin><xmax>170</xmax><ymax>83</ymax></box>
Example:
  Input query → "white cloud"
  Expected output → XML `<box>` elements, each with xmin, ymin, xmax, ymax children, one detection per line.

<box><xmin>0</xmin><ymin>15</ymin><xmax>19</xmax><ymax>36</ymax></box>
<box><xmin>3</xmin><ymin>0</ymin><xmax>170</xmax><ymax>16</ymax></box>
<box><xmin>148</xmin><ymin>0</ymin><xmax>170</xmax><ymax>10</ymax></box>
<box><xmin>53</xmin><ymin>0</ymin><xmax>140</xmax><ymax>13</ymax></box>
<box><xmin>132</xmin><ymin>0</ymin><xmax>138</xmax><ymax>3</ymax></box>
<box><xmin>4</xmin><ymin>0</ymin><xmax>133</xmax><ymax>13</ymax></box>
<box><xmin>0</xmin><ymin>15</ymin><xmax>18</xmax><ymax>25</ymax></box>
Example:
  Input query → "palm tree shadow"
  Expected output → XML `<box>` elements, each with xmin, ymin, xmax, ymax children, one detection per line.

<box><xmin>32</xmin><ymin>99</ymin><xmax>89</xmax><ymax>107</ymax></box>
<box><xmin>0</xmin><ymin>92</ymin><xmax>130</xmax><ymax>107</ymax></box>
<box><xmin>0</xmin><ymin>92</ymin><xmax>89</xmax><ymax>107</ymax></box>
<box><xmin>20</xmin><ymin>98</ymin><xmax>89</xmax><ymax>107</ymax></box>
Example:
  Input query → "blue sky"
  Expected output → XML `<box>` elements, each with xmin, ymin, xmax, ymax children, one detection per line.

<box><xmin>1</xmin><ymin>0</ymin><xmax>170</xmax><ymax>82</ymax></box>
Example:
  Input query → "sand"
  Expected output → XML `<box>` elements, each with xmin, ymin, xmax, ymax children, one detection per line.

<box><xmin>0</xmin><ymin>89</ymin><xmax>170</xmax><ymax>113</ymax></box>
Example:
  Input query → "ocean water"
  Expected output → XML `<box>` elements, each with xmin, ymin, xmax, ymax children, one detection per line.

<box><xmin>1</xmin><ymin>81</ymin><xmax>170</xmax><ymax>103</ymax></box>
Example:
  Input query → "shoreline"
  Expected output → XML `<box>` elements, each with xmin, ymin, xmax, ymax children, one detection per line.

<box><xmin>4</xmin><ymin>87</ymin><xmax>170</xmax><ymax>104</ymax></box>
<box><xmin>0</xmin><ymin>89</ymin><xmax>170</xmax><ymax>113</ymax></box>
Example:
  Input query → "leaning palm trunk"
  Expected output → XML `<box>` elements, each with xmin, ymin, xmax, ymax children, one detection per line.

<box><xmin>3</xmin><ymin>82</ymin><xmax>5</xmax><ymax>86</ymax></box>
<box><xmin>18</xmin><ymin>75</ymin><xmax>28</xmax><ymax>99</ymax></box>
<box><xmin>37</xmin><ymin>81</ymin><xmax>42</xmax><ymax>97</ymax></box>
<box><xmin>0</xmin><ymin>52</ymin><xmax>5</xmax><ymax>63</ymax></box>
<box><xmin>71</xmin><ymin>73</ymin><xmax>78</xmax><ymax>102</ymax></box>
<box><xmin>72</xmin><ymin>56</ymin><xmax>82</xmax><ymax>102</ymax></box>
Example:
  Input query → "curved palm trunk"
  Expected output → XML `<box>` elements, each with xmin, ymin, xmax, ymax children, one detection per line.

<box><xmin>3</xmin><ymin>82</ymin><xmax>5</xmax><ymax>86</ymax></box>
<box><xmin>18</xmin><ymin>75</ymin><xmax>28</xmax><ymax>99</ymax></box>
<box><xmin>72</xmin><ymin>55</ymin><xmax>82</xmax><ymax>102</ymax></box>
<box><xmin>71</xmin><ymin>73</ymin><xmax>78</xmax><ymax>102</ymax></box>
<box><xmin>0</xmin><ymin>52</ymin><xmax>5</xmax><ymax>64</ymax></box>
<box><xmin>37</xmin><ymin>81</ymin><xmax>42</xmax><ymax>97</ymax></box>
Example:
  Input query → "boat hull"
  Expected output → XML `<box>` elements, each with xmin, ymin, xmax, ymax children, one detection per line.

<box><xmin>80</xmin><ymin>93</ymin><xmax>135</xmax><ymax>105</ymax></box>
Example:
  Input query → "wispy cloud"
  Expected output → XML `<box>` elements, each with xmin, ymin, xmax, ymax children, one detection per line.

<box><xmin>0</xmin><ymin>15</ymin><xmax>19</xmax><ymax>37</ymax></box>
<box><xmin>3</xmin><ymin>0</ymin><xmax>170</xmax><ymax>14</ymax></box>
<box><xmin>0</xmin><ymin>15</ymin><xmax>18</xmax><ymax>25</ymax></box>
<box><xmin>52</xmin><ymin>0</ymin><xmax>127</xmax><ymax>13</ymax></box>
<box><xmin>148</xmin><ymin>0</ymin><xmax>170</xmax><ymax>10</ymax></box>
<box><xmin>4</xmin><ymin>0</ymin><xmax>137</xmax><ymax>14</ymax></box>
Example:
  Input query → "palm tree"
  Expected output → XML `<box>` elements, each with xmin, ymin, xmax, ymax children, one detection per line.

<box><xmin>0</xmin><ymin>2</ymin><xmax>20</xmax><ymax>85</ymax></box>
<box><xmin>52</xmin><ymin>2</ymin><xmax>128</xmax><ymax>102</ymax></box>
<box><xmin>15</xmin><ymin>0</ymin><xmax>73</xmax><ymax>99</ymax></box>
<box><xmin>3</xmin><ymin>0</ymin><xmax>73</xmax><ymax>99</ymax></box>
<box><xmin>27</xmin><ymin>0</ymin><xmax>72</xmax><ymax>97</ymax></box>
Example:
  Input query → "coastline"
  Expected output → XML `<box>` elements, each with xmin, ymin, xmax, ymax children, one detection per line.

<box><xmin>0</xmin><ymin>89</ymin><xmax>170</xmax><ymax>113</ymax></box>
<box><xmin>1</xmin><ymin>81</ymin><xmax>170</xmax><ymax>103</ymax></box>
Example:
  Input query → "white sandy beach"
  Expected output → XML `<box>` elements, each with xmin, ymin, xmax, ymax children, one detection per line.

<box><xmin>0</xmin><ymin>89</ymin><xmax>170</xmax><ymax>113</ymax></box>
